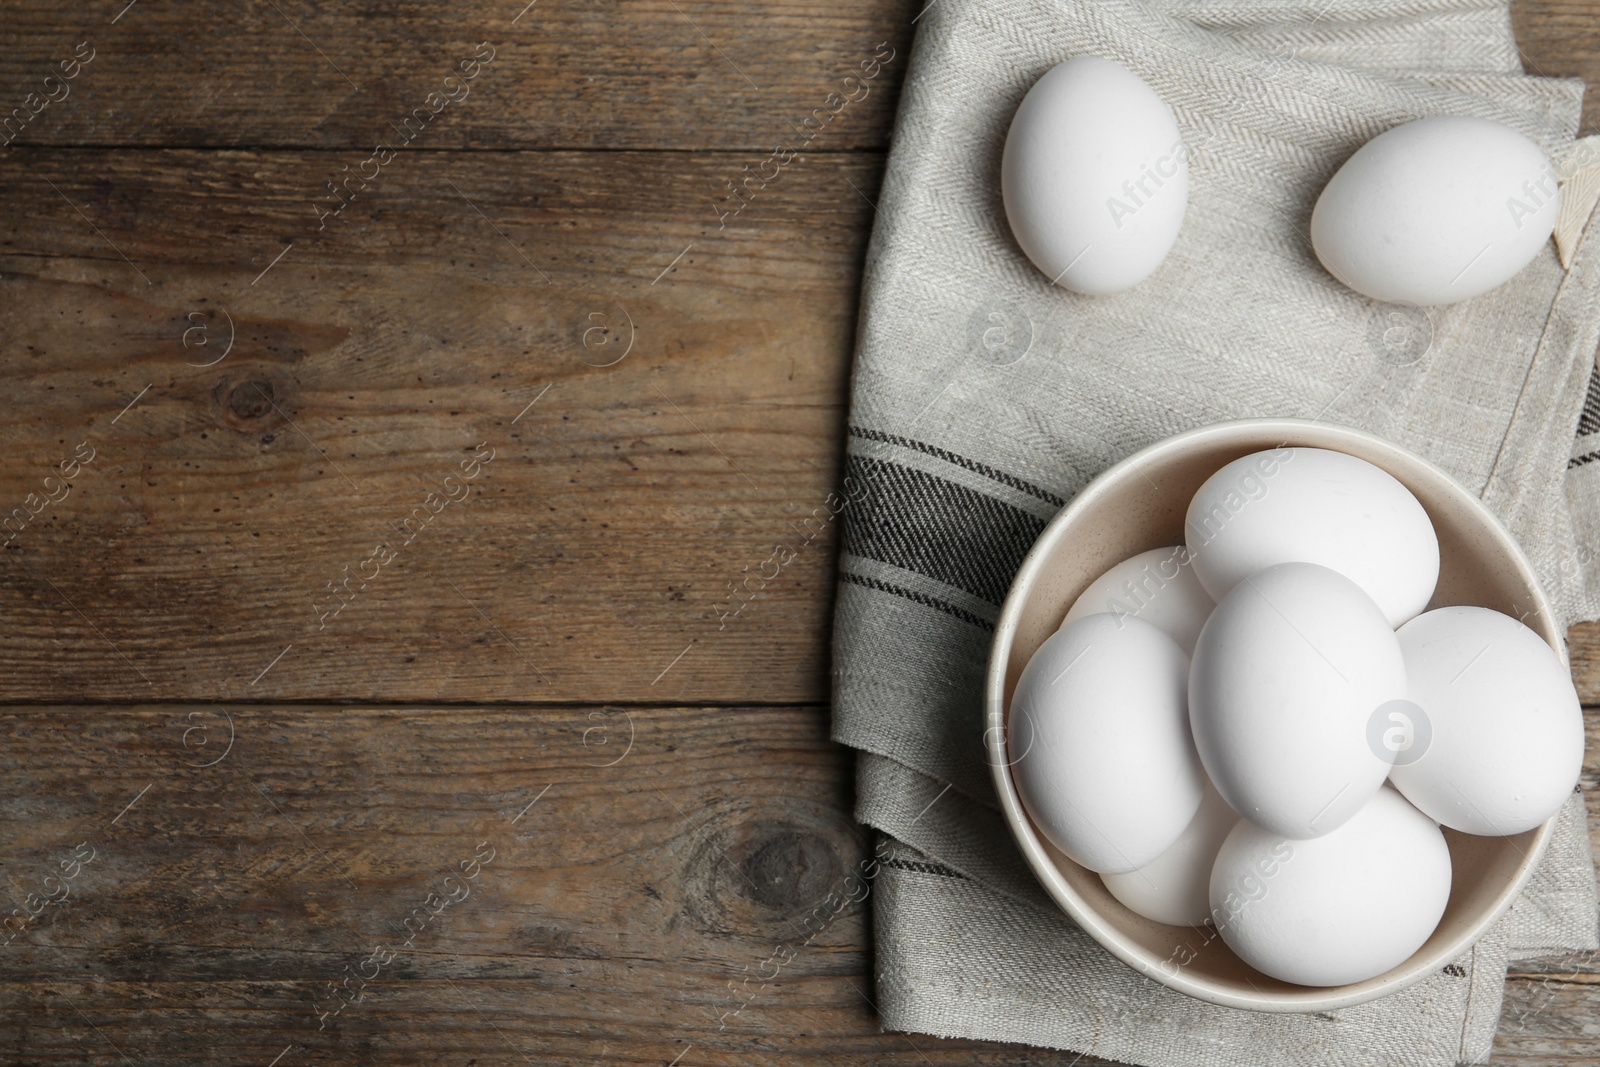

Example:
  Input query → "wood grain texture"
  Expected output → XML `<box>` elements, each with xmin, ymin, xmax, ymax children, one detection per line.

<box><xmin>1511</xmin><ymin>0</ymin><xmax>1600</xmax><ymax>133</ymax></box>
<box><xmin>0</xmin><ymin>0</ymin><xmax>1594</xmax><ymax>153</ymax></box>
<box><xmin>0</xmin><ymin>703</ymin><xmax>1099</xmax><ymax>1066</ymax></box>
<box><xmin>1566</xmin><ymin>623</ymin><xmax>1600</xmax><ymax>702</ymax></box>
<box><xmin>0</xmin><ymin>147</ymin><xmax>879</xmax><ymax>704</ymax></box>
<box><xmin>0</xmin><ymin>0</ymin><xmax>1598</xmax><ymax>1063</ymax></box>
<box><xmin>0</xmin><ymin>702</ymin><xmax>1597</xmax><ymax>1066</ymax></box>
<box><xmin>1488</xmin><ymin>707</ymin><xmax>1600</xmax><ymax>1062</ymax></box>
<box><xmin>1498</xmin><ymin>958</ymin><xmax>1600</xmax><ymax>1063</ymax></box>
<box><xmin>0</xmin><ymin>0</ymin><xmax>915</xmax><ymax>151</ymax></box>
<box><xmin>4</xmin><ymin>142</ymin><xmax>1598</xmax><ymax>708</ymax></box>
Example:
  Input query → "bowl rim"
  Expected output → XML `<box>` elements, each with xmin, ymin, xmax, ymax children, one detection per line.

<box><xmin>982</xmin><ymin>416</ymin><xmax>1561</xmax><ymax>1012</ymax></box>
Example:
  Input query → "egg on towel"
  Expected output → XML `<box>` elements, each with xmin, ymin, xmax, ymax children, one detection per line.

<box><xmin>1002</xmin><ymin>56</ymin><xmax>1188</xmax><ymax>295</ymax></box>
<box><xmin>1311</xmin><ymin>115</ymin><xmax>1560</xmax><ymax>306</ymax></box>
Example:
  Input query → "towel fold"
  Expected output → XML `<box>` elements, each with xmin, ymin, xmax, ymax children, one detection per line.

<box><xmin>832</xmin><ymin>0</ymin><xmax>1600</xmax><ymax>1060</ymax></box>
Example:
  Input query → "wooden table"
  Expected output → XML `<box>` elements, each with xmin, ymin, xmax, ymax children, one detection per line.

<box><xmin>0</xmin><ymin>1</ymin><xmax>1597</xmax><ymax>1063</ymax></box>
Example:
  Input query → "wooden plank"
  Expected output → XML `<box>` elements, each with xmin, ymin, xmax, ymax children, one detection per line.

<box><xmin>0</xmin><ymin>147</ymin><xmax>879</xmax><ymax>704</ymax></box>
<box><xmin>0</xmin><ymin>1</ymin><xmax>1593</xmax><ymax>154</ymax></box>
<box><xmin>0</xmin><ymin>702</ymin><xmax>1118</xmax><ymax>1066</ymax></box>
<box><xmin>2</xmin><ymin>0</ymin><xmax>1599</xmax><ymax>1057</ymax></box>
<box><xmin>1499</xmin><ymin>965</ymin><xmax>1600</xmax><ymax>1064</ymax></box>
<box><xmin>3</xmin><ymin>144</ymin><xmax>1598</xmax><ymax>708</ymax></box>
<box><xmin>1567</xmin><ymin>623</ymin><xmax>1600</xmax><ymax>704</ymax></box>
<box><xmin>1511</xmin><ymin>0</ymin><xmax>1600</xmax><ymax>134</ymax></box>
<box><xmin>1</xmin><ymin>702</ymin><xmax>1597</xmax><ymax>1064</ymax></box>
<box><xmin>0</xmin><ymin>1</ymin><xmax>914</xmax><ymax>151</ymax></box>
<box><xmin>1419</xmin><ymin>692</ymin><xmax>1600</xmax><ymax>1059</ymax></box>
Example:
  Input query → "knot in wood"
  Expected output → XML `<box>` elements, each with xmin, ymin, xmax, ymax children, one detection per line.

<box><xmin>738</xmin><ymin>829</ymin><xmax>842</xmax><ymax>913</ymax></box>
<box><xmin>227</xmin><ymin>379</ymin><xmax>276</xmax><ymax>421</ymax></box>
<box><xmin>213</xmin><ymin>374</ymin><xmax>287</xmax><ymax>435</ymax></box>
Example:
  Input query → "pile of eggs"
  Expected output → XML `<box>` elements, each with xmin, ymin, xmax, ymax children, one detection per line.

<box><xmin>1008</xmin><ymin>447</ymin><xmax>1585</xmax><ymax>987</ymax></box>
<box><xmin>1001</xmin><ymin>55</ymin><xmax>1562</xmax><ymax>304</ymax></box>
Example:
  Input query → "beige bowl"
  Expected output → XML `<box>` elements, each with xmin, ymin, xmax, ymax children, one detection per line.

<box><xmin>984</xmin><ymin>418</ymin><xmax>1562</xmax><ymax>1012</ymax></box>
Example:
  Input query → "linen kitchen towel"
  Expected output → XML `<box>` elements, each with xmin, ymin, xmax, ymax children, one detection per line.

<box><xmin>832</xmin><ymin>0</ymin><xmax>1600</xmax><ymax>1062</ymax></box>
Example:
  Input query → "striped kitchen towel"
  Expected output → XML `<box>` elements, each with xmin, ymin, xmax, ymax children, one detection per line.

<box><xmin>832</xmin><ymin>0</ymin><xmax>1600</xmax><ymax>1062</ymax></box>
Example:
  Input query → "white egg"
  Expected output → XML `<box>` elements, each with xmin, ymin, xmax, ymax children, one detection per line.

<box><xmin>1009</xmin><ymin>613</ymin><xmax>1204</xmax><ymax>873</ymax></box>
<box><xmin>1311</xmin><ymin>115</ymin><xmax>1559</xmax><ymax>306</ymax></box>
<box><xmin>1101</xmin><ymin>780</ymin><xmax>1237</xmax><ymax>926</ymax></box>
<box><xmin>1061</xmin><ymin>546</ymin><xmax>1214</xmax><ymax>655</ymax></box>
<box><xmin>1210</xmin><ymin>786</ymin><xmax>1451</xmax><ymax>987</ymax></box>
<box><xmin>1185</xmin><ymin>447</ymin><xmax>1439</xmax><ymax>627</ymax></box>
<box><xmin>1389</xmin><ymin>606</ymin><xmax>1583</xmax><ymax>836</ymax></box>
<box><xmin>1190</xmin><ymin>562</ymin><xmax>1406</xmax><ymax>838</ymax></box>
<box><xmin>1001</xmin><ymin>56</ymin><xmax>1189</xmax><ymax>295</ymax></box>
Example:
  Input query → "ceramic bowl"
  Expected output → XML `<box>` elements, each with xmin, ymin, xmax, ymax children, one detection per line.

<box><xmin>984</xmin><ymin>418</ymin><xmax>1562</xmax><ymax>1012</ymax></box>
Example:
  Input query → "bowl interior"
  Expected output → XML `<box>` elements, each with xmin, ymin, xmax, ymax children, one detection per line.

<box><xmin>991</xmin><ymin>419</ymin><xmax>1557</xmax><ymax>1011</ymax></box>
